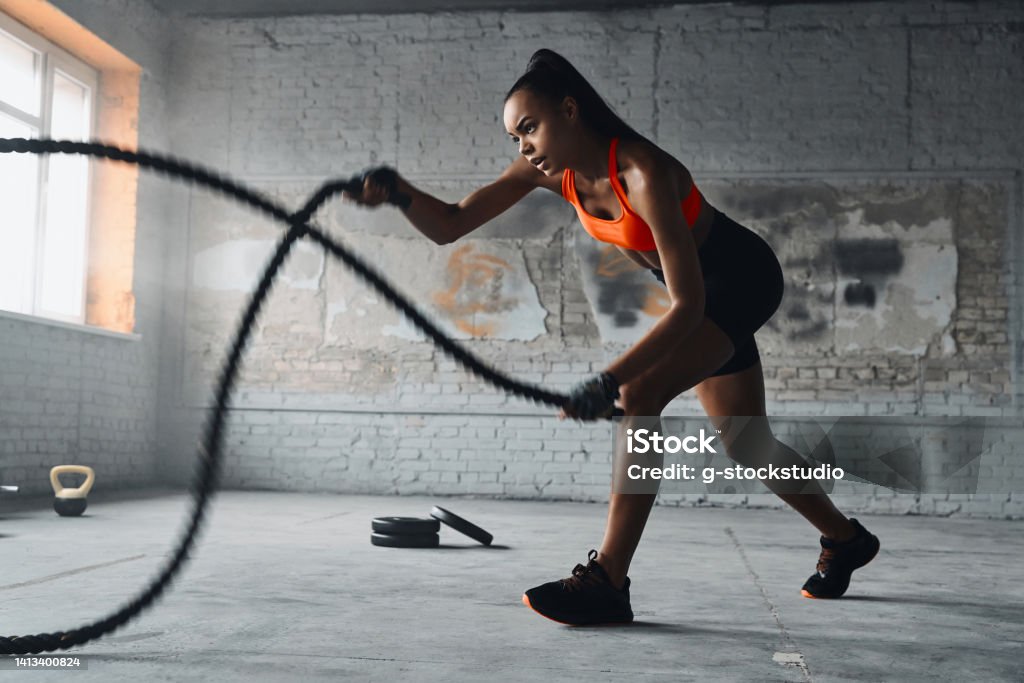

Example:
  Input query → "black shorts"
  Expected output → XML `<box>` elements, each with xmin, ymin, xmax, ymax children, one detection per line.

<box><xmin>651</xmin><ymin>209</ymin><xmax>784</xmax><ymax>377</ymax></box>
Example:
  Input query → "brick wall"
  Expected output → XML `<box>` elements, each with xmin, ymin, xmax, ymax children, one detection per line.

<box><xmin>0</xmin><ymin>0</ymin><xmax>180</xmax><ymax>496</ymax></box>
<box><xmin>152</xmin><ymin>2</ymin><xmax>1024</xmax><ymax>520</ymax></box>
<box><xmin>3</xmin><ymin>1</ymin><xmax>1021</xmax><ymax>519</ymax></box>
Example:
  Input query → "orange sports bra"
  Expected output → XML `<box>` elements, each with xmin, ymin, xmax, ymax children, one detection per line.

<box><xmin>561</xmin><ymin>137</ymin><xmax>703</xmax><ymax>252</ymax></box>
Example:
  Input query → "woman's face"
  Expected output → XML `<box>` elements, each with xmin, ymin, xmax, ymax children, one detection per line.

<box><xmin>502</xmin><ymin>88</ymin><xmax>576</xmax><ymax>176</ymax></box>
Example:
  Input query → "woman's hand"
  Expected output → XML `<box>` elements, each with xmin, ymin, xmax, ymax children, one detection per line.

<box><xmin>343</xmin><ymin>166</ymin><xmax>402</xmax><ymax>208</ymax></box>
<box><xmin>559</xmin><ymin>372</ymin><xmax>620</xmax><ymax>421</ymax></box>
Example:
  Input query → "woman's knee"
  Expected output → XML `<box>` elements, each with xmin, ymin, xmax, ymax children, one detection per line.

<box><xmin>717</xmin><ymin>416</ymin><xmax>776</xmax><ymax>466</ymax></box>
<box><xmin>618</xmin><ymin>380</ymin><xmax>667</xmax><ymax>416</ymax></box>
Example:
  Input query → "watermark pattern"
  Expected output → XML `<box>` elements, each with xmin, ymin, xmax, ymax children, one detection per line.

<box><xmin>611</xmin><ymin>415</ymin><xmax>1017</xmax><ymax>495</ymax></box>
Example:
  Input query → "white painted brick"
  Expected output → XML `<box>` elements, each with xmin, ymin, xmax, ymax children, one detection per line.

<box><xmin>5</xmin><ymin>0</ymin><xmax>1020</xmax><ymax>519</ymax></box>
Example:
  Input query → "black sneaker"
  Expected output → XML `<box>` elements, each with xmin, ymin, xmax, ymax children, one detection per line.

<box><xmin>522</xmin><ymin>549</ymin><xmax>634</xmax><ymax>625</ymax></box>
<box><xmin>801</xmin><ymin>518</ymin><xmax>880</xmax><ymax>599</ymax></box>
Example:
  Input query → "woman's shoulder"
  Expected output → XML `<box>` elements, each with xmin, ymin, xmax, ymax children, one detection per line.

<box><xmin>617</xmin><ymin>136</ymin><xmax>686</xmax><ymax>187</ymax></box>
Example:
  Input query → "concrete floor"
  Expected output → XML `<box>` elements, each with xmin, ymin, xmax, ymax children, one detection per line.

<box><xmin>1</xmin><ymin>489</ymin><xmax>1022</xmax><ymax>682</ymax></box>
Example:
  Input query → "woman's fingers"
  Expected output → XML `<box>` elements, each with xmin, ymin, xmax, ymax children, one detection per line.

<box><xmin>342</xmin><ymin>181</ymin><xmax>385</xmax><ymax>207</ymax></box>
<box><xmin>559</xmin><ymin>404</ymin><xmax>611</xmax><ymax>423</ymax></box>
<box><xmin>363</xmin><ymin>177</ymin><xmax>387</xmax><ymax>206</ymax></box>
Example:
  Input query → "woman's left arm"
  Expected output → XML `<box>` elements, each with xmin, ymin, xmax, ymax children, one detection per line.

<box><xmin>603</xmin><ymin>160</ymin><xmax>705</xmax><ymax>386</ymax></box>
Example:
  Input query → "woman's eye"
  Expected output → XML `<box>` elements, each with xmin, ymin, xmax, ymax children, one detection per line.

<box><xmin>525</xmin><ymin>124</ymin><xmax>536</xmax><ymax>133</ymax></box>
<box><xmin>511</xmin><ymin>137</ymin><xmax>519</xmax><ymax>145</ymax></box>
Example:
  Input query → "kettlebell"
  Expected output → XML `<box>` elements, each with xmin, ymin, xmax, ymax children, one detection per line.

<box><xmin>50</xmin><ymin>465</ymin><xmax>95</xmax><ymax>517</ymax></box>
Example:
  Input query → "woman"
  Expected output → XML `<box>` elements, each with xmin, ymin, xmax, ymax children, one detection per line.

<box><xmin>345</xmin><ymin>49</ymin><xmax>880</xmax><ymax>625</ymax></box>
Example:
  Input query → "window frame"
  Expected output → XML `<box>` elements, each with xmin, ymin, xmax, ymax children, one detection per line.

<box><xmin>0</xmin><ymin>12</ymin><xmax>99</xmax><ymax>325</ymax></box>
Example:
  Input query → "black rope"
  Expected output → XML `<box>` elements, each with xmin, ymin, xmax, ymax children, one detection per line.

<box><xmin>0</xmin><ymin>137</ymin><xmax>578</xmax><ymax>655</ymax></box>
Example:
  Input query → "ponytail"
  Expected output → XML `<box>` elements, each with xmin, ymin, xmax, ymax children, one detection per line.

<box><xmin>505</xmin><ymin>49</ymin><xmax>646</xmax><ymax>141</ymax></box>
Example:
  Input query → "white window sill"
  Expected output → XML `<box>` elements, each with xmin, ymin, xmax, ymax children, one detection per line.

<box><xmin>0</xmin><ymin>308</ymin><xmax>141</xmax><ymax>341</ymax></box>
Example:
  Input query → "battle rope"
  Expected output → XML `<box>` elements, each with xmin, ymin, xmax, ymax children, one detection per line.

<box><xmin>0</xmin><ymin>138</ymin><xmax>581</xmax><ymax>655</ymax></box>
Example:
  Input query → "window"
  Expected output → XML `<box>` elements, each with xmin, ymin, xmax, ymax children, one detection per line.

<box><xmin>0</xmin><ymin>14</ymin><xmax>98</xmax><ymax>324</ymax></box>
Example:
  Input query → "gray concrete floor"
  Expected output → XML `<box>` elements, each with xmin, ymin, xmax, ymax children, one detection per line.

<box><xmin>1</xmin><ymin>489</ymin><xmax>1022</xmax><ymax>682</ymax></box>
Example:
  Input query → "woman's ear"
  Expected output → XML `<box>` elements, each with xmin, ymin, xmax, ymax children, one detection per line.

<box><xmin>561</xmin><ymin>95</ymin><xmax>579</xmax><ymax>122</ymax></box>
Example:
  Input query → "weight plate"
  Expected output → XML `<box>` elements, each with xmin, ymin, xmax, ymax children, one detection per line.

<box><xmin>429</xmin><ymin>505</ymin><xmax>493</xmax><ymax>546</ymax></box>
<box><xmin>370</xmin><ymin>531</ymin><xmax>439</xmax><ymax>548</ymax></box>
<box><xmin>371</xmin><ymin>516</ymin><xmax>441</xmax><ymax>535</ymax></box>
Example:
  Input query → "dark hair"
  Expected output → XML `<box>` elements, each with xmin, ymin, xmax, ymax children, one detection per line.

<box><xmin>505</xmin><ymin>49</ymin><xmax>646</xmax><ymax>141</ymax></box>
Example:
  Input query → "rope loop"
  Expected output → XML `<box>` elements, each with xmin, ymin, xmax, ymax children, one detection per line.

<box><xmin>0</xmin><ymin>137</ymin><xmax>578</xmax><ymax>655</ymax></box>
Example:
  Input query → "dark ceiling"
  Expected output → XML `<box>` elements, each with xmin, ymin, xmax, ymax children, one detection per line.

<box><xmin>148</xmin><ymin>0</ymin><xmax>847</xmax><ymax>18</ymax></box>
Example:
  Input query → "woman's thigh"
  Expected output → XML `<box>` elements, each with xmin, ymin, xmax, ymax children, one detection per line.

<box><xmin>620</xmin><ymin>316</ymin><xmax>736</xmax><ymax>413</ymax></box>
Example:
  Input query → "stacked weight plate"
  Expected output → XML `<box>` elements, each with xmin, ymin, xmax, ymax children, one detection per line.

<box><xmin>370</xmin><ymin>516</ymin><xmax>440</xmax><ymax>548</ymax></box>
<box><xmin>370</xmin><ymin>506</ymin><xmax>493</xmax><ymax>548</ymax></box>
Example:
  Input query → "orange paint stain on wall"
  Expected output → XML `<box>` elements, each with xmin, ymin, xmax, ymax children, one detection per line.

<box><xmin>433</xmin><ymin>244</ymin><xmax>517</xmax><ymax>337</ymax></box>
<box><xmin>595</xmin><ymin>245</ymin><xmax>642</xmax><ymax>278</ymax></box>
<box><xmin>642</xmin><ymin>284</ymin><xmax>671</xmax><ymax>316</ymax></box>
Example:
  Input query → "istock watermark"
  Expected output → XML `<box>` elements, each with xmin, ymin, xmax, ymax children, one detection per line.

<box><xmin>626</xmin><ymin>428</ymin><xmax>718</xmax><ymax>454</ymax></box>
<box><xmin>609</xmin><ymin>415</ymin><xmax>1024</xmax><ymax>496</ymax></box>
<box><xmin>625</xmin><ymin>462</ymin><xmax>845</xmax><ymax>484</ymax></box>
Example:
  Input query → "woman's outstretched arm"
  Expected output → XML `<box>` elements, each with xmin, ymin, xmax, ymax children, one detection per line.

<box><xmin>346</xmin><ymin>155</ymin><xmax>544</xmax><ymax>245</ymax></box>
